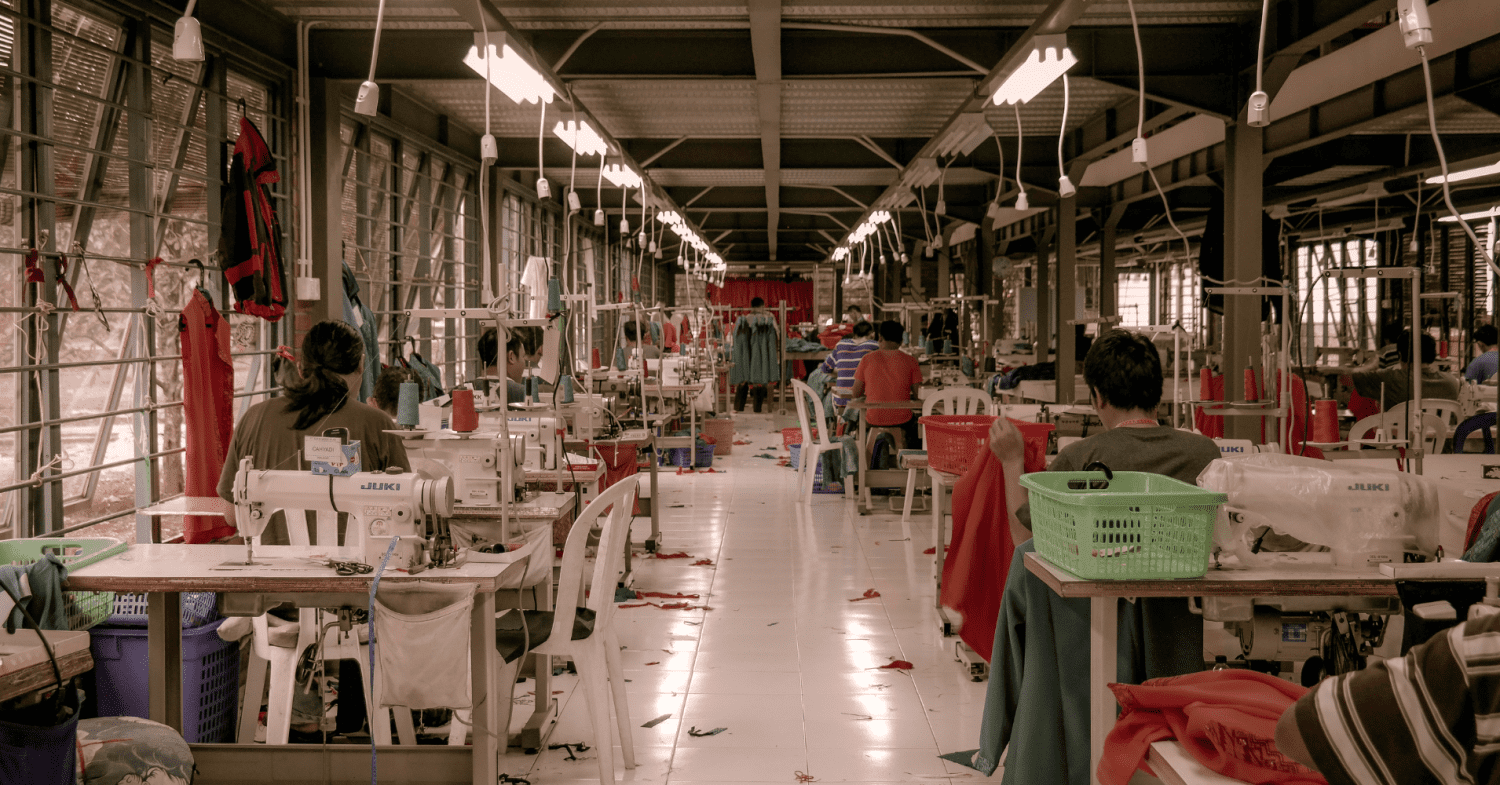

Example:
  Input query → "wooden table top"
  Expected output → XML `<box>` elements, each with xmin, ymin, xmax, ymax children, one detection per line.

<box><xmin>68</xmin><ymin>544</ymin><xmax>526</xmax><ymax>594</ymax></box>
<box><xmin>1023</xmin><ymin>552</ymin><xmax>1397</xmax><ymax>599</ymax></box>
<box><xmin>0</xmin><ymin>648</ymin><xmax>92</xmax><ymax>704</ymax></box>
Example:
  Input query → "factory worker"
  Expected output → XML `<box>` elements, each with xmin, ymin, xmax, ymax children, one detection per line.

<box><xmin>972</xmin><ymin>329</ymin><xmax>1219</xmax><ymax>784</ymax></box>
<box><xmin>478</xmin><ymin>326</ymin><xmax>532</xmax><ymax>404</ymax></box>
<box><xmin>1306</xmin><ymin>331</ymin><xmax>1461</xmax><ymax>412</ymax></box>
<box><xmin>216</xmin><ymin>320</ymin><xmax>409</xmax><ymax>542</ymax></box>
<box><xmin>1466</xmin><ymin>323</ymin><xmax>1498</xmax><ymax>383</ymax></box>
<box><xmin>624</xmin><ymin>320</ymin><xmax>662</xmax><ymax>360</ymax></box>
<box><xmin>846</xmin><ymin>303</ymin><xmax>868</xmax><ymax>324</ymax></box>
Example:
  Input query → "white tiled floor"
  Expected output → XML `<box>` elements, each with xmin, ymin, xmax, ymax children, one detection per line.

<box><xmin>497</xmin><ymin>413</ymin><xmax>999</xmax><ymax>785</ymax></box>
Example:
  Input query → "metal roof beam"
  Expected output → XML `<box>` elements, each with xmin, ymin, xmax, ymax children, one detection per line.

<box><xmin>748</xmin><ymin>0</ymin><xmax>781</xmax><ymax>262</ymax></box>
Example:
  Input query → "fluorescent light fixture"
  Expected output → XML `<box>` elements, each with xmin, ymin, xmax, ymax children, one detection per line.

<box><xmin>554</xmin><ymin>120</ymin><xmax>609</xmax><ymax>158</ymax></box>
<box><xmin>1315</xmin><ymin>181</ymin><xmax>1387</xmax><ymax>208</ymax></box>
<box><xmin>901</xmin><ymin>158</ymin><xmax>941</xmax><ymax>190</ymax></box>
<box><xmin>991</xmin><ymin>35</ymin><xmax>1076</xmax><ymax>106</ymax></box>
<box><xmin>832</xmin><ymin>247</ymin><xmax>849</xmax><ymax>261</ymax></box>
<box><xmin>1437</xmin><ymin>206</ymin><xmax>1500</xmax><ymax>223</ymax></box>
<box><xmin>601</xmin><ymin>164</ymin><xmax>641</xmax><ymax>189</ymax></box>
<box><xmin>1426</xmin><ymin>159</ymin><xmax>1500</xmax><ymax>185</ymax></box>
<box><xmin>933</xmin><ymin>113</ymin><xmax>994</xmax><ymax>158</ymax></box>
<box><xmin>465</xmin><ymin>33</ymin><xmax>555</xmax><ymax>105</ymax></box>
<box><xmin>870</xmin><ymin>210</ymin><xmax>891</xmax><ymax>224</ymax></box>
<box><xmin>656</xmin><ymin>211</ymin><xmax>682</xmax><ymax>225</ymax></box>
<box><xmin>173</xmin><ymin>0</ymin><xmax>204</xmax><ymax>61</ymax></box>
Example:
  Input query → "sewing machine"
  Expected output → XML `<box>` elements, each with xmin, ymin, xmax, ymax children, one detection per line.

<box><xmin>403</xmin><ymin>432</ymin><xmax>526</xmax><ymax>510</ymax></box>
<box><xmin>230</xmin><ymin>458</ymin><xmax>454</xmax><ymax>569</ymax></box>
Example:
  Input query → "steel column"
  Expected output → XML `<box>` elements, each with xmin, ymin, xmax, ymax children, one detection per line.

<box><xmin>1223</xmin><ymin>124</ymin><xmax>1263</xmax><ymax>440</ymax></box>
<box><xmin>1057</xmin><ymin>200</ymin><xmax>1078</xmax><ymax>405</ymax></box>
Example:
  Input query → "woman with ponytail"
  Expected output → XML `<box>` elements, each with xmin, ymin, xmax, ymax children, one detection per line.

<box><xmin>216</xmin><ymin>320</ymin><xmax>409</xmax><ymax>545</ymax></box>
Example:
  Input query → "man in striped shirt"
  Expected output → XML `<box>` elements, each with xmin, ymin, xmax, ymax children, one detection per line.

<box><xmin>1276</xmin><ymin>610</ymin><xmax>1500</xmax><ymax>784</ymax></box>
<box><xmin>820</xmin><ymin>320</ymin><xmax>878</xmax><ymax>409</ymax></box>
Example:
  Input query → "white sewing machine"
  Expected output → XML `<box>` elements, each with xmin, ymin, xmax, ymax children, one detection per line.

<box><xmin>230</xmin><ymin>458</ymin><xmax>454</xmax><ymax>569</ymax></box>
<box><xmin>402</xmin><ymin>432</ymin><xmax>525</xmax><ymax>510</ymax></box>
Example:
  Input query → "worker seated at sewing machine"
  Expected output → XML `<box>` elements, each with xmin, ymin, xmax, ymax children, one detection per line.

<box><xmin>215</xmin><ymin>320</ymin><xmax>411</xmax><ymax>741</ymax></box>
<box><xmin>475</xmin><ymin>326</ymin><xmax>547</xmax><ymax>405</ymax></box>
<box><xmin>852</xmin><ymin>319</ymin><xmax>923</xmax><ymax>452</ymax></box>
<box><xmin>1300</xmin><ymin>331</ymin><xmax>1461</xmax><ymax>413</ymax></box>
<box><xmin>621</xmin><ymin>320</ymin><xmax>661</xmax><ymax>366</ymax></box>
<box><xmin>967</xmin><ymin>329</ymin><xmax>1219</xmax><ymax>783</ymax></box>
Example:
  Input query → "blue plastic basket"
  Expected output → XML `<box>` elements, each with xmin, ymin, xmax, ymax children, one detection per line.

<box><xmin>104</xmin><ymin>592</ymin><xmax>220</xmax><ymax>628</ymax></box>
<box><xmin>88</xmin><ymin>618</ymin><xmax>241</xmax><ymax>743</ymax></box>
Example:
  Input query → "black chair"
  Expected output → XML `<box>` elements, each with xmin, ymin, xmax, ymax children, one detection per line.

<box><xmin>1454</xmin><ymin>412</ymin><xmax>1497</xmax><ymax>454</ymax></box>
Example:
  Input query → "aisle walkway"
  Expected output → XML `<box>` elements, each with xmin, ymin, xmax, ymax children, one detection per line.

<box><xmin>500</xmin><ymin>413</ymin><xmax>999</xmax><ymax>785</ymax></box>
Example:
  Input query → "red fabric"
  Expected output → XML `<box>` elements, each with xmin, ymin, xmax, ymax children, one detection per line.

<box><xmin>1345</xmin><ymin>381</ymin><xmax>1380</xmax><ymax>422</ymax></box>
<box><xmin>594</xmin><ymin>443</ymin><xmax>642</xmax><ymax>516</ymax></box>
<box><xmin>219</xmin><ymin>117</ymin><xmax>287</xmax><ymax>322</ymax></box>
<box><xmin>1264</xmin><ymin>371</ymin><xmax>1325</xmax><ymax>459</ymax></box>
<box><xmin>1099</xmin><ymin>670</ymin><xmax>1325</xmax><ymax>785</ymax></box>
<box><xmin>940</xmin><ymin>441</ymin><xmax>1013</xmax><ymax>663</ymax></box>
<box><xmin>707</xmin><ymin>279</ymin><xmax>815</xmax><ymax>326</ymax></box>
<box><xmin>663</xmin><ymin>321</ymin><xmax>678</xmax><ymax>352</ymax></box>
<box><xmin>854</xmin><ymin>351</ymin><xmax>922</xmax><ymax>426</ymax></box>
<box><xmin>1467</xmin><ymin>492</ymin><xmax>1500</xmax><ymax>552</ymax></box>
<box><xmin>1194</xmin><ymin>374</ymin><xmax>1225</xmax><ymax>438</ymax></box>
<box><xmin>179</xmin><ymin>290</ymin><xmax>235</xmax><ymax>543</ymax></box>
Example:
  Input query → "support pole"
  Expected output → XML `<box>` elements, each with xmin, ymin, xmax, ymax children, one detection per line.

<box><xmin>1034</xmin><ymin>228</ymin><xmax>1054</xmax><ymax>365</ymax></box>
<box><xmin>1223</xmin><ymin>124</ymin><xmax>1264</xmax><ymax>440</ymax></box>
<box><xmin>1057</xmin><ymin>200</ymin><xmax>1077</xmax><ymax>405</ymax></box>
<box><xmin>308</xmin><ymin>78</ymin><xmax>343</xmax><ymax>328</ymax></box>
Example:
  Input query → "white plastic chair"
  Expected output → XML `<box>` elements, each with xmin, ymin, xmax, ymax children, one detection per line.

<box><xmin>1392</xmin><ymin>399</ymin><xmax>1462</xmax><ymax>443</ymax></box>
<box><xmin>790</xmin><ymin>379</ymin><xmax>841</xmax><ymax>504</ymax></box>
<box><xmin>497</xmin><ymin>476</ymin><xmax>640</xmax><ymax>785</ymax></box>
<box><xmin>901</xmin><ymin>388</ymin><xmax>994</xmax><ymax>523</ymax></box>
<box><xmin>242</xmin><ymin>509</ymin><xmax>417</xmax><ymax>746</ymax></box>
<box><xmin>1348</xmin><ymin>410</ymin><xmax>1448</xmax><ymax>455</ymax></box>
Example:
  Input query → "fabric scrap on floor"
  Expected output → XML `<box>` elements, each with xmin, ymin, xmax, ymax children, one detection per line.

<box><xmin>636</xmin><ymin>591</ymin><xmax>701</xmax><ymax>599</ymax></box>
<box><xmin>653</xmin><ymin>552</ymin><xmax>693</xmax><ymax>559</ymax></box>
<box><xmin>849</xmin><ymin>589</ymin><xmax>881</xmax><ymax>602</ymax></box>
<box><xmin>692</xmin><ymin>559</ymin><xmax>715</xmax><ymax>566</ymax></box>
<box><xmin>939</xmin><ymin>750</ymin><xmax>982</xmax><ymax>771</ymax></box>
<box><xmin>754</xmin><ymin>453</ymin><xmax>776</xmax><ymax>459</ymax></box>
<box><xmin>924</xmin><ymin>547</ymin><xmax>937</xmax><ymax>554</ymax></box>
<box><xmin>614</xmin><ymin>586</ymin><xmax>637</xmax><ymax>602</ymax></box>
<box><xmin>547</xmin><ymin>743</ymin><xmax>590</xmax><ymax>761</ymax></box>
<box><xmin>688</xmin><ymin>726</ymin><xmax>728</xmax><ymax>737</ymax></box>
<box><xmin>642</xmin><ymin>713</ymin><xmax>672</xmax><ymax>728</ymax></box>
<box><xmin>879</xmin><ymin>660</ymin><xmax>914</xmax><ymax>670</ymax></box>
<box><xmin>795</xmin><ymin>771</ymin><xmax>817</xmax><ymax>783</ymax></box>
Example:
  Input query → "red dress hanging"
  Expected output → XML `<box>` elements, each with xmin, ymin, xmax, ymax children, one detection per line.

<box><xmin>180</xmin><ymin>290</ymin><xmax>235</xmax><ymax>543</ymax></box>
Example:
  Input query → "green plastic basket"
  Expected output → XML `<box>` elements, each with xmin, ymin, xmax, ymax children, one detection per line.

<box><xmin>1</xmin><ymin>537</ymin><xmax>127</xmax><ymax>630</ymax></box>
<box><xmin>1021</xmin><ymin>471</ymin><xmax>1226</xmax><ymax>580</ymax></box>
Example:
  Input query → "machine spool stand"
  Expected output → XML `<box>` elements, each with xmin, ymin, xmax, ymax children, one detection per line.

<box><xmin>1326</xmin><ymin>267</ymin><xmax>1425</xmax><ymax>474</ymax></box>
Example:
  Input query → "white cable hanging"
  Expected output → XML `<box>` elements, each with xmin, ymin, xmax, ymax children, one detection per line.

<box><xmin>476</xmin><ymin>0</ymin><xmax>495</xmax><ymax>305</ymax></box>
<box><xmin>1013</xmin><ymin>104</ymin><xmax>1028</xmax><ymax>210</ymax></box>
<box><xmin>1246</xmin><ymin>0</ymin><xmax>1271</xmax><ymax>126</ymax></box>
<box><xmin>1056</xmin><ymin>74</ymin><xmax>1075</xmax><ymax>197</ymax></box>
<box><xmin>1125</xmin><ymin>0</ymin><xmax>1147</xmax><ymax>162</ymax></box>
<box><xmin>536</xmin><ymin>100</ymin><xmax>550</xmax><ymax>198</ymax></box>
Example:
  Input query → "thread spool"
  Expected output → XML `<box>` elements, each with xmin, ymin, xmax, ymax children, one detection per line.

<box><xmin>530</xmin><ymin>375</ymin><xmax>541</xmax><ymax>403</ymax></box>
<box><xmin>592</xmin><ymin>347</ymin><xmax>602</xmax><ymax>369</ymax></box>
<box><xmin>1199</xmin><ymin>368</ymin><xmax>1212</xmax><ymax>401</ymax></box>
<box><xmin>1439</xmin><ymin>340</ymin><xmax>1449</xmax><ymax>358</ymax></box>
<box><xmin>396</xmin><ymin>382</ymin><xmax>421</xmax><ymax>428</ymax></box>
<box><xmin>450</xmin><ymin>388</ymin><xmax>478</xmax><ymax>432</ymax></box>
<box><xmin>547</xmin><ymin>277</ymin><xmax>562</xmax><ymax>313</ymax></box>
<box><xmin>1312</xmin><ymin>399</ymin><xmax>1339</xmax><ymax>444</ymax></box>
<box><xmin>1243</xmin><ymin>368</ymin><xmax>1258</xmax><ymax>402</ymax></box>
<box><xmin>560</xmin><ymin>375</ymin><xmax>575</xmax><ymax>403</ymax></box>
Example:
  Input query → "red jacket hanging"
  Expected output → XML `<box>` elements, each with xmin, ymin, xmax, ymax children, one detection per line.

<box><xmin>219</xmin><ymin>117</ymin><xmax>287</xmax><ymax>321</ymax></box>
<box><xmin>180</xmin><ymin>290</ymin><xmax>235</xmax><ymax>543</ymax></box>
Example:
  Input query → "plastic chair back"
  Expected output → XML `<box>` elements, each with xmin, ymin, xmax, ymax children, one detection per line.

<box><xmin>549</xmin><ymin>476</ymin><xmax>640</xmax><ymax>649</ymax></box>
<box><xmin>1392</xmin><ymin>399</ymin><xmax>1462</xmax><ymax>430</ymax></box>
<box><xmin>1350</xmin><ymin>410</ymin><xmax>1447</xmax><ymax>453</ymax></box>
<box><xmin>790</xmin><ymin>379</ymin><xmax>833</xmax><ymax>447</ymax></box>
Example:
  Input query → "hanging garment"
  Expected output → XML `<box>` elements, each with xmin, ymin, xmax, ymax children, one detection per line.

<box><xmin>180</xmin><ymin>289</ymin><xmax>235</xmax><ymax>543</ymax></box>
<box><xmin>521</xmin><ymin>256</ymin><xmax>549</xmax><ymax>319</ymax></box>
<box><xmin>0</xmin><ymin>553</ymin><xmax>68</xmax><ymax>630</ymax></box>
<box><xmin>1098</xmin><ymin>670</ymin><xmax>1321</xmax><ymax>785</ymax></box>
<box><xmin>341</xmin><ymin>263</ymin><xmax>379</xmax><ymax>401</ymax></box>
<box><xmin>219</xmin><ymin>117</ymin><xmax>287</xmax><ymax>321</ymax></box>
<box><xmin>662</xmin><ymin>321</ymin><xmax>678</xmax><ymax>353</ymax></box>
<box><xmin>406</xmin><ymin>353</ymin><xmax>445</xmax><ymax>401</ymax></box>
<box><xmin>940</xmin><ymin>443</ymin><xmax>1015</xmax><ymax>663</ymax></box>
<box><xmin>728</xmin><ymin>313</ymin><xmax>780</xmax><ymax>386</ymax></box>
<box><xmin>649</xmin><ymin>320</ymin><xmax>663</xmax><ymax>348</ymax></box>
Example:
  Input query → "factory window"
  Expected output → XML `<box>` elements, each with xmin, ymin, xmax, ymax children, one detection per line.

<box><xmin>0</xmin><ymin>0</ymin><xmax>296</xmax><ymax>541</ymax></box>
<box><xmin>1293</xmin><ymin>238</ymin><xmax>1379</xmax><ymax>358</ymax></box>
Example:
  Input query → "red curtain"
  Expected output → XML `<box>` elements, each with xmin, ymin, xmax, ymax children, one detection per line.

<box><xmin>708</xmin><ymin>279</ymin><xmax>814</xmax><ymax>327</ymax></box>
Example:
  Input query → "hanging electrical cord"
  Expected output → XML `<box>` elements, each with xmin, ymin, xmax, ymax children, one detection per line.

<box><xmin>1419</xmin><ymin>45</ymin><xmax>1500</xmax><ymax>277</ymax></box>
<box><xmin>916</xmin><ymin>187</ymin><xmax>934</xmax><ymax>256</ymax></box>
<box><xmin>1246</xmin><ymin>0</ymin><xmax>1271</xmax><ymax>126</ymax></box>
<box><xmin>1013</xmin><ymin>104</ymin><xmax>1028</xmax><ymax>210</ymax></box>
<box><xmin>1125</xmin><ymin>0</ymin><xmax>1147</xmax><ymax>161</ymax></box>
<box><xmin>594</xmin><ymin>157</ymin><xmax>606</xmax><ymax>226</ymax></box>
<box><xmin>1057</xmin><ymin>74</ymin><xmax>1075</xmax><ymax>196</ymax></box>
<box><xmin>936</xmin><ymin>156</ymin><xmax>953</xmax><ymax>215</ymax></box>
<box><xmin>536</xmin><ymin>100</ymin><xmax>550</xmax><ymax>198</ymax></box>
<box><xmin>354</xmin><ymin>0</ymin><xmax>388</xmax><ymax>115</ymax></box>
<box><xmin>476</xmin><ymin>0</ymin><xmax>495</xmax><ymax>305</ymax></box>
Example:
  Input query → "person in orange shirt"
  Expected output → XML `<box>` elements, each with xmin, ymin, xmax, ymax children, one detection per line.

<box><xmin>852</xmin><ymin>319</ymin><xmax>923</xmax><ymax>451</ymax></box>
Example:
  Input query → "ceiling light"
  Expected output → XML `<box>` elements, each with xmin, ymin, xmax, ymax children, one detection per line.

<box><xmin>173</xmin><ymin>0</ymin><xmax>204</xmax><ymax>61</ymax></box>
<box><xmin>933</xmin><ymin>113</ymin><xmax>994</xmax><ymax>158</ymax></box>
<box><xmin>464</xmin><ymin>33</ymin><xmax>555</xmax><ymax>105</ymax></box>
<box><xmin>901</xmin><ymin>158</ymin><xmax>941</xmax><ymax>190</ymax></box>
<box><xmin>1426</xmin><ymin>159</ymin><xmax>1500</xmax><ymax>185</ymax></box>
<box><xmin>554</xmin><ymin>120</ymin><xmax>609</xmax><ymax>158</ymax></box>
<box><xmin>1315</xmin><ymin>181</ymin><xmax>1387</xmax><ymax>208</ymax></box>
<box><xmin>601</xmin><ymin>164</ymin><xmax>641</xmax><ymax>190</ymax></box>
<box><xmin>656</xmin><ymin>211</ymin><xmax>682</xmax><ymax>225</ymax></box>
<box><xmin>991</xmin><ymin>35</ymin><xmax>1076</xmax><ymax>106</ymax></box>
<box><xmin>1437</xmin><ymin>206</ymin><xmax>1500</xmax><ymax>223</ymax></box>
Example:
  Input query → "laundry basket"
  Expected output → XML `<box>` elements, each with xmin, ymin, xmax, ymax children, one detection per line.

<box><xmin>1021</xmin><ymin>469</ymin><xmax>1226</xmax><ymax>579</ymax></box>
<box><xmin>0</xmin><ymin>537</ymin><xmax>125</xmax><ymax>632</ymax></box>
<box><xmin>703</xmin><ymin>418</ymin><xmax>735</xmax><ymax>455</ymax></box>
<box><xmin>921</xmin><ymin>415</ymin><xmax>997</xmax><ymax>475</ymax></box>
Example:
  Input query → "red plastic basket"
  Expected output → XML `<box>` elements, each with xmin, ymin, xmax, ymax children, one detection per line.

<box><xmin>783</xmin><ymin>426</ymin><xmax>818</xmax><ymax>449</ymax></box>
<box><xmin>921</xmin><ymin>416</ymin><xmax>1056</xmax><ymax>476</ymax></box>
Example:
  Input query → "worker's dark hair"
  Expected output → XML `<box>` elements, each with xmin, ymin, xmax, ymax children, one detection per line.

<box><xmin>750</xmin><ymin>296</ymin><xmax>765</xmax><ymax>308</ymax></box>
<box><xmin>624</xmin><ymin>320</ymin><xmax>642</xmax><ymax>342</ymax></box>
<box><xmin>848</xmin><ymin>303</ymin><xmax>863</xmax><ymax>314</ymax></box>
<box><xmin>878</xmin><ymin>319</ymin><xmax>904</xmax><ymax>343</ymax></box>
<box><xmin>512</xmin><ymin>326</ymin><xmax>543</xmax><ymax>356</ymax></box>
<box><xmin>506</xmin><ymin>331</ymin><xmax>525</xmax><ymax>360</ymax></box>
<box><xmin>282</xmin><ymin>320</ymin><xmax>364</xmax><ymax>431</ymax></box>
<box><xmin>1084</xmin><ymin>330</ymin><xmax>1163</xmax><ymax>412</ymax></box>
<box><xmin>1475</xmin><ymin>324</ymin><xmax>1498</xmax><ymax>347</ymax></box>
<box><xmin>371</xmin><ymin>366</ymin><xmax>416</xmax><ymax>416</ymax></box>
<box><xmin>852</xmin><ymin>321</ymin><xmax>874</xmax><ymax>338</ymax></box>
<box><xmin>478</xmin><ymin>327</ymin><xmax>498</xmax><ymax>368</ymax></box>
<box><xmin>1381</xmin><ymin>321</ymin><xmax>1405</xmax><ymax>346</ymax></box>
<box><xmin>1396</xmin><ymin>331</ymin><xmax>1438</xmax><ymax>365</ymax></box>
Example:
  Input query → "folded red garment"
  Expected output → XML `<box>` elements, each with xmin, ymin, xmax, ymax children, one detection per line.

<box><xmin>1099</xmin><ymin>669</ymin><xmax>1325</xmax><ymax>785</ymax></box>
